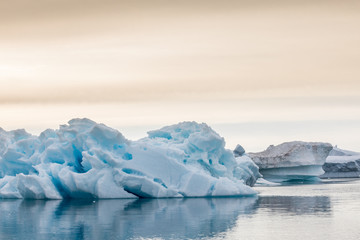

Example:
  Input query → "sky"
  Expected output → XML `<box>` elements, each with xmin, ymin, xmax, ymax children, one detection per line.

<box><xmin>0</xmin><ymin>0</ymin><xmax>360</xmax><ymax>151</ymax></box>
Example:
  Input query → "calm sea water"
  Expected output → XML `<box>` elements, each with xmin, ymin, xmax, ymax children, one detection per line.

<box><xmin>0</xmin><ymin>179</ymin><xmax>359</xmax><ymax>240</ymax></box>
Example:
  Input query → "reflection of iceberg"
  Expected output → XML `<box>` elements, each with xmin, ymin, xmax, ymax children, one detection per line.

<box><xmin>0</xmin><ymin>119</ymin><xmax>258</xmax><ymax>199</ymax></box>
<box><xmin>257</xmin><ymin>196</ymin><xmax>331</xmax><ymax>215</ymax></box>
<box><xmin>0</xmin><ymin>198</ymin><xmax>257</xmax><ymax>239</ymax></box>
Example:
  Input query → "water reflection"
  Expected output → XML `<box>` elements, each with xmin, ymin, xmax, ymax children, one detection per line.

<box><xmin>0</xmin><ymin>197</ymin><xmax>258</xmax><ymax>240</ymax></box>
<box><xmin>257</xmin><ymin>196</ymin><xmax>331</xmax><ymax>216</ymax></box>
<box><xmin>0</xmin><ymin>194</ymin><xmax>333</xmax><ymax>239</ymax></box>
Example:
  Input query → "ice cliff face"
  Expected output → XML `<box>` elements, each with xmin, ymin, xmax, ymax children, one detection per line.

<box><xmin>233</xmin><ymin>144</ymin><xmax>261</xmax><ymax>186</ymax></box>
<box><xmin>0</xmin><ymin>119</ymin><xmax>258</xmax><ymax>199</ymax></box>
<box><xmin>233</xmin><ymin>155</ymin><xmax>261</xmax><ymax>187</ymax></box>
<box><xmin>249</xmin><ymin>141</ymin><xmax>333</xmax><ymax>182</ymax></box>
<box><xmin>321</xmin><ymin>147</ymin><xmax>360</xmax><ymax>178</ymax></box>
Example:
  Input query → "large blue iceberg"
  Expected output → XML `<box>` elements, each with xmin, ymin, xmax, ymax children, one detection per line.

<box><xmin>0</xmin><ymin>119</ymin><xmax>258</xmax><ymax>199</ymax></box>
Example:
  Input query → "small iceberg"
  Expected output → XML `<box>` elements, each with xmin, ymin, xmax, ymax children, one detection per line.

<box><xmin>321</xmin><ymin>147</ymin><xmax>360</xmax><ymax>178</ymax></box>
<box><xmin>233</xmin><ymin>144</ymin><xmax>262</xmax><ymax>186</ymax></box>
<box><xmin>248</xmin><ymin>141</ymin><xmax>333</xmax><ymax>183</ymax></box>
<box><xmin>0</xmin><ymin>119</ymin><xmax>259</xmax><ymax>199</ymax></box>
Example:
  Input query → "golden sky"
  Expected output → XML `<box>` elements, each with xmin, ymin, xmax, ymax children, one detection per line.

<box><xmin>1</xmin><ymin>0</ymin><xmax>360</xmax><ymax>103</ymax></box>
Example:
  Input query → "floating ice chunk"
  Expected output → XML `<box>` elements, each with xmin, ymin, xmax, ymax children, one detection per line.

<box><xmin>249</xmin><ymin>141</ymin><xmax>333</xmax><ymax>182</ymax></box>
<box><xmin>0</xmin><ymin>119</ymin><xmax>257</xmax><ymax>199</ymax></box>
<box><xmin>254</xmin><ymin>178</ymin><xmax>281</xmax><ymax>186</ymax></box>
<box><xmin>321</xmin><ymin>147</ymin><xmax>360</xmax><ymax>178</ymax></box>
<box><xmin>327</xmin><ymin>146</ymin><xmax>359</xmax><ymax>157</ymax></box>
<box><xmin>233</xmin><ymin>155</ymin><xmax>262</xmax><ymax>187</ymax></box>
<box><xmin>234</xmin><ymin>144</ymin><xmax>246</xmax><ymax>157</ymax></box>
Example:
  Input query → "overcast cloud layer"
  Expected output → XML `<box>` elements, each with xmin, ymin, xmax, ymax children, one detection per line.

<box><xmin>1</xmin><ymin>0</ymin><xmax>360</xmax><ymax>103</ymax></box>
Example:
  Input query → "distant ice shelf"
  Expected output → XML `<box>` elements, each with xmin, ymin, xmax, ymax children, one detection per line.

<box><xmin>321</xmin><ymin>147</ymin><xmax>360</xmax><ymax>178</ymax></box>
<box><xmin>247</xmin><ymin>141</ymin><xmax>333</xmax><ymax>183</ymax></box>
<box><xmin>0</xmin><ymin>119</ymin><xmax>259</xmax><ymax>199</ymax></box>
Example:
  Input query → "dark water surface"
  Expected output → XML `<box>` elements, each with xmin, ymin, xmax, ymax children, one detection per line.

<box><xmin>0</xmin><ymin>179</ymin><xmax>359</xmax><ymax>240</ymax></box>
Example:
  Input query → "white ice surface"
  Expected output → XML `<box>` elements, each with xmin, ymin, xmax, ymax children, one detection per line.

<box><xmin>326</xmin><ymin>155</ymin><xmax>360</xmax><ymax>163</ymax></box>
<box><xmin>249</xmin><ymin>141</ymin><xmax>333</xmax><ymax>169</ymax></box>
<box><xmin>326</xmin><ymin>147</ymin><xmax>360</xmax><ymax>163</ymax></box>
<box><xmin>328</xmin><ymin>147</ymin><xmax>360</xmax><ymax>157</ymax></box>
<box><xmin>249</xmin><ymin>141</ymin><xmax>332</xmax><ymax>182</ymax></box>
<box><xmin>0</xmin><ymin>119</ymin><xmax>258</xmax><ymax>199</ymax></box>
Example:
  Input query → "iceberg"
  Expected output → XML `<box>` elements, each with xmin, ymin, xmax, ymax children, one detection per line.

<box><xmin>0</xmin><ymin>119</ymin><xmax>258</xmax><ymax>199</ymax></box>
<box><xmin>234</xmin><ymin>144</ymin><xmax>246</xmax><ymax>157</ymax></box>
<box><xmin>233</xmin><ymin>144</ymin><xmax>262</xmax><ymax>186</ymax></box>
<box><xmin>321</xmin><ymin>147</ymin><xmax>360</xmax><ymax>178</ymax></box>
<box><xmin>248</xmin><ymin>141</ymin><xmax>333</xmax><ymax>182</ymax></box>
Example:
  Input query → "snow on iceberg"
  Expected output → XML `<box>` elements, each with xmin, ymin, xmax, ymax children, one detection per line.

<box><xmin>321</xmin><ymin>147</ymin><xmax>360</xmax><ymax>178</ymax></box>
<box><xmin>248</xmin><ymin>141</ymin><xmax>333</xmax><ymax>183</ymax></box>
<box><xmin>0</xmin><ymin>119</ymin><xmax>258</xmax><ymax>199</ymax></box>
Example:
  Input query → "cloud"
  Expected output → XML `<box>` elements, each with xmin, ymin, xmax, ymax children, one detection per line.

<box><xmin>0</xmin><ymin>0</ymin><xmax>359</xmax><ymax>103</ymax></box>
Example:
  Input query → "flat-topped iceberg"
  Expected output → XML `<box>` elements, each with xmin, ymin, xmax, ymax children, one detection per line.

<box><xmin>321</xmin><ymin>147</ymin><xmax>360</xmax><ymax>178</ymax></box>
<box><xmin>0</xmin><ymin>119</ymin><xmax>258</xmax><ymax>199</ymax></box>
<box><xmin>248</xmin><ymin>141</ymin><xmax>333</xmax><ymax>182</ymax></box>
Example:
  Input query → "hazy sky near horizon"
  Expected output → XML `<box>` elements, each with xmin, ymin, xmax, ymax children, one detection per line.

<box><xmin>1</xmin><ymin>0</ymin><xmax>360</xmax><ymax>151</ymax></box>
<box><xmin>1</xmin><ymin>0</ymin><xmax>360</xmax><ymax>103</ymax></box>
